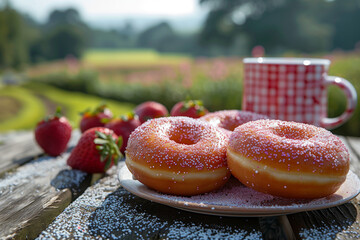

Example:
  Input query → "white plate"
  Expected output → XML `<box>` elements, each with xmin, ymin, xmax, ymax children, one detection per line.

<box><xmin>118</xmin><ymin>166</ymin><xmax>360</xmax><ymax>217</ymax></box>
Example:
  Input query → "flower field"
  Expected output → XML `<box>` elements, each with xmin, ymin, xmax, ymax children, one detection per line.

<box><xmin>2</xmin><ymin>49</ymin><xmax>360</xmax><ymax>136</ymax></box>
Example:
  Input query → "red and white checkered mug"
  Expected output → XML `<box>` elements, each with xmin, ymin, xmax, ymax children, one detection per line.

<box><xmin>242</xmin><ymin>58</ymin><xmax>357</xmax><ymax>129</ymax></box>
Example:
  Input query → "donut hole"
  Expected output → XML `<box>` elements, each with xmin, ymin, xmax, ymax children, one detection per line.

<box><xmin>168</xmin><ymin>126</ymin><xmax>200</xmax><ymax>145</ymax></box>
<box><xmin>220</xmin><ymin>119</ymin><xmax>238</xmax><ymax>131</ymax></box>
<box><xmin>223</xmin><ymin>125</ymin><xmax>236</xmax><ymax>131</ymax></box>
<box><xmin>272</xmin><ymin>125</ymin><xmax>312</xmax><ymax>140</ymax></box>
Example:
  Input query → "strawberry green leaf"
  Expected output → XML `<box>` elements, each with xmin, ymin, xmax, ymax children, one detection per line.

<box><xmin>43</xmin><ymin>106</ymin><xmax>63</xmax><ymax>122</ymax></box>
<box><xmin>79</xmin><ymin>108</ymin><xmax>91</xmax><ymax>116</ymax></box>
<box><xmin>80</xmin><ymin>103</ymin><xmax>108</xmax><ymax>117</ymax></box>
<box><xmin>196</xmin><ymin>107</ymin><xmax>207</xmax><ymax>116</ymax></box>
<box><xmin>94</xmin><ymin>138</ymin><xmax>108</xmax><ymax>145</ymax></box>
<box><xmin>94</xmin><ymin>130</ymin><xmax>123</xmax><ymax>171</ymax></box>
<box><xmin>94</xmin><ymin>103</ymin><xmax>107</xmax><ymax>114</ymax></box>
<box><xmin>104</xmin><ymin>158</ymin><xmax>112</xmax><ymax>171</ymax></box>
<box><xmin>180</xmin><ymin>99</ymin><xmax>202</xmax><ymax>112</ymax></box>
<box><xmin>100</xmin><ymin>118</ymin><xmax>111</xmax><ymax>124</ymax></box>
<box><xmin>96</xmin><ymin>145</ymin><xmax>104</xmax><ymax>150</ymax></box>
<box><xmin>194</xmin><ymin>100</ymin><xmax>204</xmax><ymax>106</ymax></box>
<box><xmin>96</xmin><ymin>131</ymin><xmax>107</xmax><ymax>140</ymax></box>
<box><xmin>117</xmin><ymin>136</ymin><xmax>123</xmax><ymax>151</ymax></box>
<box><xmin>54</xmin><ymin>106</ymin><xmax>63</xmax><ymax>118</ymax></box>
<box><xmin>100</xmin><ymin>154</ymin><xmax>107</xmax><ymax>162</ymax></box>
<box><xmin>120</xmin><ymin>112</ymin><xmax>135</xmax><ymax>121</ymax></box>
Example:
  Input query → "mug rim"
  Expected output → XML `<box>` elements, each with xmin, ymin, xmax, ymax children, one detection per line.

<box><xmin>243</xmin><ymin>57</ymin><xmax>331</xmax><ymax>65</ymax></box>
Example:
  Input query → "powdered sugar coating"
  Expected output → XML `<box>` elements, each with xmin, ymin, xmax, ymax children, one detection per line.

<box><xmin>126</xmin><ymin>116</ymin><xmax>229</xmax><ymax>172</ymax></box>
<box><xmin>200</xmin><ymin>110</ymin><xmax>269</xmax><ymax>133</ymax></box>
<box><xmin>228</xmin><ymin>119</ymin><xmax>349</xmax><ymax>174</ymax></box>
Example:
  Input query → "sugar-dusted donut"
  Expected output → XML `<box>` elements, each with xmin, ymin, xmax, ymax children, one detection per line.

<box><xmin>125</xmin><ymin>116</ymin><xmax>230</xmax><ymax>196</ymax></box>
<box><xmin>227</xmin><ymin>119</ymin><xmax>350</xmax><ymax>199</ymax></box>
<box><xmin>199</xmin><ymin>110</ymin><xmax>269</xmax><ymax>134</ymax></box>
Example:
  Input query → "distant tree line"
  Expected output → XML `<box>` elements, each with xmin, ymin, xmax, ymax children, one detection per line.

<box><xmin>0</xmin><ymin>5</ymin><xmax>88</xmax><ymax>70</ymax></box>
<box><xmin>199</xmin><ymin>0</ymin><xmax>360</xmax><ymax>54</ymax></box>
<box><xmin>0</xmin><ymin>0</ymin><xmax>360</xmax><ymax>71</ymax></box>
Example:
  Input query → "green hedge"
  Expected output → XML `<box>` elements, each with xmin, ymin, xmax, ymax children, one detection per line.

<box><xmin>29</xmin><ymin>70</ymin><xmax>243</xmax><ymax>110</ymax></box>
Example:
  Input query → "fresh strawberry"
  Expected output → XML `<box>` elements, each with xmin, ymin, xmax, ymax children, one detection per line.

<box><xmin>67</xmin><ymin>127</ymin><xmax>122</xmax><ymax>173</ymax></box>
<box><xmin>134</xmin><ymin>101</ymin><xmax>169</xmax><ymax>124</ymax></box>
<box><xmin>170</xmin><ymin>100</ymin><xmax>208</xmax><ymax>118</ymax></box>
<box><xmin>105</xmin><ymin>113</ymin><xmax>141</xmax><ymax>153</ymax></box>
<box><xmin>35</xmin><ymin>107</ymin><xmax>72</xmax><ymax>156</ymax></box>
<box><xmin>79</xmin><ymin>103</ymin><xmax>113</xmax><ymax>133</ymax></box>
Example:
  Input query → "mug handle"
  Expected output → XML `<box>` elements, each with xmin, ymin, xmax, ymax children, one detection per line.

<box><xmin>321</xmin><ymin>76</ymin><xmax>357</xmax><ymax>129</ymax></box>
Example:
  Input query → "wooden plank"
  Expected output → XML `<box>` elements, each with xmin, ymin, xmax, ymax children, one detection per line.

<box><xmin>287</xmin><ymin>202</ymin><xmax>360</xmax><ymax>239</ymax></box>
<box><xmin>0</xmin><ymin>130</ymin><xmax>80</xmax><ymax>176</ymax></box>
<box><xmin>341</xmin><ymin>136</ymin><xmax>360</xmax><ymax>176</ymax></box>
<box><xmin>0</xmin><ymin>131</ymin><xmax>42</xmax><ymax>176</ymax></box>
<box><xmin>287</xmin><ymin>191</ymin><xmax>360</xmax><ymax>239</ymax></box>
<box><xmin>347</xmin><ymin>136</ymin><xmax>360</xmax><ymax>162</ymax></box>
<box><xmin>285</xmin><ymin>136</ymin><xmax>360</xmax><ymax>239</ymax></box>
<box><xmin>344</xmin><ymin>137</ymin><xmax>360</xmax><ymax>176</ymax></box>
<box><xmin>0</xmin><ymin>150</ymin><xmax>91</xmax><ymax>239</ymax></box>
<box><xmin>39</xmin><ymin>162</ymin><xmax>274</xmax><ymax>240</ymax></box>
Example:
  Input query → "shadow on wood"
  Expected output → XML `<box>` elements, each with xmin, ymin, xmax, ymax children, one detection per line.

<box><xmin>287</xmin><ymin>202</ymin><xmax>357</xmax><ymax>239</ymax></box>
<box><xmin>51</xmin><ymin>169</ymin><xmax>91</xmax><ymax>200</ymax></box>
<box><xmin>87</xmin><ymin>187</ymin><xmax>263</xmax><ymax>239</ymax></box>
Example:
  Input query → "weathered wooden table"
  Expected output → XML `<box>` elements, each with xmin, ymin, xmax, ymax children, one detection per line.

<box><xmin>0</xmin><ymin>130</ymin><xmax>360</xmax><ymax>239</ymax></box>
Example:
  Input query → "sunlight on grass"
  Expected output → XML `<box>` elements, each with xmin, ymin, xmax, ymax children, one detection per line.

<box><xmin>25</xmin><ymin>83</ymin><xmax>135</xmax><ymax>128</ymax></box>
<box><xmin>83</xmin><ymin>49</ymin><xmax>190</xmax><ymax>66</ymax></box>
<box><xmin>0</xmin><ymin>86</ymin><xmax>45</xmax><ymax>132</ymax></box>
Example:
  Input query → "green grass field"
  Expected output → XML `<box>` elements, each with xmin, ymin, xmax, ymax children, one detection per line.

<box><xmin>0</xmin><ymin>83</ymin><xmax>135</xmax><ymax>133</ymax></box>
<box><xmin>0</xmin><ymin>86</ymin><xmax>45</xmax><ymax>132</ymax></box>
<box><xmin>83</xmin><ymin>49</ymin><xmax>190</xmax><ymax>66</ymax></box>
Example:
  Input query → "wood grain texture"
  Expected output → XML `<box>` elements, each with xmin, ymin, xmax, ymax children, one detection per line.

<box><xmin>0</xmin><ymin>152</ymin><xmax>90</xmax><ymax>239</ymax></box>
<box><xmin>39</xmin><ymin>162</ymin><xmax>266</xmax><ymax>240</ymax></box>
<box><xmin>259</xmin><ymin>215</ymin><xmax>296</xmax><ymax>240</ymax></box>
<box><xmin>285</xmin><ymin>136</ymin><xmax>360</xmax><ymax>239</ymax></box>
<box><xmin>347</xmin><ymin>137</ymin><xmax>360</xmax><ymax>163</ymax></box>
<box><xmin>340</xmin><ymin>136</ymin><xmax>360</xmax><ymax>176</ymax></box>
<box><xmin>0</xmin><ymin>130</ymin><xmax>80</xmax><ymax>176</ymax></box>
<box><xmin>287</xmin><ymin>202</ymin><xmax>360</xmax><ymax>239</ymax></box>
<box><xmin>0</xmin><ymin>131</ymin><xmax>42</xmax><ymax>176</ymax></box>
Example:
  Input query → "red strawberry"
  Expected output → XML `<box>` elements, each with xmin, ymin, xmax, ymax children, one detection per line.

<box><xmin>67</xmin><ymin>127</ymin><xmax>122</xmax><ymax>173</ymax></box>
<box><xmin>80</xmin><ymin>103</ymin><xmax>113</xmax><ymax>133</ymax></box>
<box><xmin>35</xmin><ymin>107</ymin><xmax>72</xmax><ymax>156</ymax></box>
<box><xmin>170</xmin><ymin>100</ymin><xmax>208</xmax><ymax>118</ymax></box>
<box><xmin>134</xmin><ymin>101</ymin><xmax>168</xmax><ymax>124</ymax></box>
<box><xmin>105</xmin><ymin>113</ymin><xmax>141</xmax><ymax>153</ymax></box>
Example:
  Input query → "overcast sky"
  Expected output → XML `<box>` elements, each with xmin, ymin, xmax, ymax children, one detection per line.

<box><xmin>8</xmin><ymin>0</ymin><xmax>207</xmax><ymax>29</ymax></box>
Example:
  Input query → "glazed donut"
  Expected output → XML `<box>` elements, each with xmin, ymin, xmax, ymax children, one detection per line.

<box><xmin>227</xmin><ymin>119</ymin><xmax>350</xmax><ymax>199</ymax></box>
<box><xmin>200</xmin><ymin>110</ymin><xmax>269</xmax><ymax>134</ymax></box>
<box><xmin>125</xmin><ymin>116</ymin><xmax>230</xmax><ymax>196</ymax></box>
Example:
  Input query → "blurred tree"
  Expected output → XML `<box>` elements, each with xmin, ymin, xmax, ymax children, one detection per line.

<box><xmin>199</xmin><ymin>0</ymin><xmax>334</xmax><ymax>55</ymax></box>
<box><xmin>20</xmin><ymin>14</ymin><xmax>47</xmax><ymax>63</ymax></box>
<box><xmin>28</xmin><ymin>8</ymin><xmax>88</xmax><ymax>61</ymax></box>
<box><xmin>119</xmin><ymin>21</ymin><xmax>135</xmax><ymax>41</ymax></box>
<box><xmin>326</xmin><ymin>0</ymin><xmax>360</xmax><ymax>50</ymax></box>
<box><xmin>137</xmin><ymin>21</ymin><xmax>206</xmax><ymax>54</ymax></box>
<box><xmin>46</xmin><ymin>8</ymin><xmax>86</xmax><ymax>29</ymax></box>
<box><xmin>90</xmin><ymin>24</ymin><xmax>137</xmax><ymax>49</ymax></box>
<box><xmin>0</xmin><ymin>2</ymin><xmax>28</xmax><ymax>70</ymax></box>
<box><xmin>137</xmin><ymin>22</ymin><xmax>176</xmax><ymax>51</ymax></box>
<box><xmin>47</xmin><ymin>26</ymin><xmax>85</xmax><ymax>59</ymax></box>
